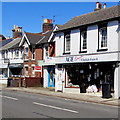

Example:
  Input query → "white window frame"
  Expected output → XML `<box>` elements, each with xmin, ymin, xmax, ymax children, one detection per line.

<box><xmin>32</xmin><ymin>48</ymin><xmax>35</xmax><ymax>60</ymax></box>
<box><xmin>99</xmin><ymin>26</ymin><xmax>107</xmax><ymax>49</ymax></box>
<box><xmin>64</xmin><ymin>32</ymin><xmax>71</xmax><ymax>53</ymax></box>
<box><xmin>81</xmin><ymin>30</ymin><xmax>87</xmax><ymax>51</ymax></box>
<box><xmin>25</xmin><ymin>47</ymin><xmax>28</xmax><ymax>60</ymax></box>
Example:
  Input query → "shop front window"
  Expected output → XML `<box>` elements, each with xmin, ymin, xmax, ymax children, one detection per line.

<box><xmin>0</xmin><ymin>68</ymin><xmax>8</xmax><ymax>78</ymax></box>
<box><xmin>66</xmin><ymin>66</ymin><xmax>80</xmax><ymax>87</ymax></box>
<box><xmin>65</xmin><ymin>63</ymin><xmax>114</xmax><ymax>94</ymax></box>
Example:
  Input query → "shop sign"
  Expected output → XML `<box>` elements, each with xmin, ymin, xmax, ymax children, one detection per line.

<box><xmin>35</xmin><ymin>66</ymin><xmax>42</xmax><ymax>72</ymax></box>
<box><xmin>9</xmin><ymin>63</ymin><xmax>23</xmax><ymax>68</ymax></box>
<box><xmin>66</xmin><ymin>56</ymin><xmax>98</xmax><ymax>62</ymax></box>
<box><xmin>56</xmin><ymin>52</ymin><xmax>118</xmax><ymax>64</ymax></box>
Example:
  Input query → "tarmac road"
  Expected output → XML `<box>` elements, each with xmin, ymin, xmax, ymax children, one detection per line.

<box><xmin>1</xmin><ymin>89</ymin><xmax>119</xmax><ymax>119</ymax></box>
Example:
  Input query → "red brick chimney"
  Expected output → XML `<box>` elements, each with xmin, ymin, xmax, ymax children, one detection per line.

<box><xmin>42</xmin><ymin>19</ymin><xmax>53</xmax><ymax>33</ymax></box>
<box><xmin>12</xmin><ymin>25</ymin><xmax>22</xmax><ymax>38</ymax></box>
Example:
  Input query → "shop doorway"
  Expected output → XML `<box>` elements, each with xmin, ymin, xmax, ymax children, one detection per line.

<box><xmin>48</xmin><ymin>67</ymin><xmax>55</xmax><ymax>87</ymax></box>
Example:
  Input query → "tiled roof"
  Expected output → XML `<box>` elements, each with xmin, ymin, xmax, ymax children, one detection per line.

<box><xmin>0</xmin><ymin>38</ymin><xmax>21</xmax><ymax>51</ymax></box>
<box><xmin>0</xmin><ymin>38</ymin><xmax>13</xmax><ymax>48</ymax></box>
<box><xmin>25</xmin><ymin>30</ymin><xmax>53</xmax><ymax>45</ymax></box>
<box><xmin>56</xmin><ymin>24</ymin><xmax>63</xmax><ymax>28</ymax></box>
<box><xmin>25</xmin><ymin>32</ymin><xmax>44</xmax><ymax>45</ymax></box>
<box><xmin>37</xmin><ymin>30</ymin><xmax>53</xmax><ymax>44</ymax></box>
<box><xmin>56</xmin><ymin>5</ymin><xmax>120</xmax><ymax>32</ymax></box>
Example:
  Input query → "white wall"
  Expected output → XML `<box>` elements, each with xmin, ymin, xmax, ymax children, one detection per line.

<box><xmin>43</xmin><ymin>67</ymin><xmax>48</xmax><ymax>87</ymax></box>
<box><xmin>55</xmin><ymin>20</ymin><xmax>119</xmax><ymax>57</ymax></box>
<box><xmin>55</xmin><ymin>32</ymin><xmax>64</xmax><ymax>56</ymax></box>
<box><xmin>107</xmin><ymin>20</ymin><xmax>119</xmax><ymax>52</ymax></box>
<box><xmin>87</xmin><ymin>25</ymin><xmax>98</xmax><ymax>54</ymax></box>
<box><xmin>71</xmin><ymin>29</ymin><xmax>80</xmax><ymax>55</ymax></box>
<box><xmin>114</xmin><ymin>66</ymin><xmax>120</xmax><ymax>99</ymax></box>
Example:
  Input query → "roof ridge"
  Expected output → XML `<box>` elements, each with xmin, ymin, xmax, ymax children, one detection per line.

<box><xmin>25</xmin><ymin>31</ymin><xmax>44</xmax><ymax>36</ymax></box>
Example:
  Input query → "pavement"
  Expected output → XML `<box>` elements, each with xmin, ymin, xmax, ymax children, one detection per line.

<box><xmin>1</xmin><ymin>84</ymin><xmax>120</xmax><ymax>107</ymax></box>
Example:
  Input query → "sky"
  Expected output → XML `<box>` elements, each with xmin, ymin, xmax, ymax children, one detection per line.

<box><xmin>2</xmin><ymin>2</ymin><xmax>119</xmax><ymax>38</ymax></box>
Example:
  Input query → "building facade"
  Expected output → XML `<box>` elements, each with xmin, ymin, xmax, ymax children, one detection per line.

<box><xmin>0</xmin><ymin>25</ymin><xmax>23</xmax><ymax>85</ymax></box>
<box><xmin>45</xmin><ymin>4</ymin><xmax>120</xmax><ymax>98</ymax></box>
<box><xmin>19</xmin><ymin>19</ymin><xmax>54</xmax><ymax>87</ymax></box>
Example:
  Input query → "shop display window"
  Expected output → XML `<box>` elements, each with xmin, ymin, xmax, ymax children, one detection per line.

<box><xmin>65</xmin><ymin>63</ymin><xmax>114</xmax><ymax>92</ymax></box>
<box><xmin>66</xmin><ymin>66</ymin><xmax>81</xmax><ymax>87</ymax></box>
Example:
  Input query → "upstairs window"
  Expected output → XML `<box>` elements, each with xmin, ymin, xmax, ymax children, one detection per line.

<box><xmin>15</xmin><ymin>49</ymin><xmax>19</xmax><ymax>58</ymax></box>
<box><xmin>98</xmin><ymin>23</ymin><xmax>108</xmax><ymax>51</ymax></box>
<box><xmin>64</xmin><ymin>31</ymin><xmax>71</xmax><ymax>54</ymax></box>
<box><xmin>5</xmin><ymin>50</ymin><xmax>8</xmax><ymax>59</ymax></box>
<box><xmin>100</xmin><ymin>27</ymin><xmax>107</xmax><ymax>47</ymax></box>
<box><xmin>45</xmin><ymin>46</ymin><xmax>49</xmax><ymax>57</ymax></box>
<box><xmin>32</xmin><ymin>48</ymin><xmax>35</xmax><ymax>60</ymax></box>
<box><xmin>11</xmin><ymin>50</ymin><xmax>14</xmax><ymax>59</ymax></box>
<box><xmin>2</xmin><ymin>51</ymin><xmax>5</xmax><ymax>59</ymax></box>
<box><xmin>25</xmin><ymin>47</ymin><xmax>28</xmax><ymax>59</ymax></box>
<box><xmin>80</xmin><ymin>28</ymin><xmax>87</xmax><ymax>53</ymax></box>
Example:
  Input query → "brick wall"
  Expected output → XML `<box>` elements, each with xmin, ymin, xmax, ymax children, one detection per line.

<box><xmin>25</xmin><ymin>77</ymin><xmax>43</xmax><ymax>87</ymax></box>
<box><xmin>24</xmin><ymin>47</ymin><xmax>43</xmax><ymax>78</ymax></box>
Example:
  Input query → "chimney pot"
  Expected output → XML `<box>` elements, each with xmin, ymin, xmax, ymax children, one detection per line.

<box><xmin>94</xmin><ymin>2</ymin><xmax>102</xmax><ymax>11</ymax></box>
<box><xmin>103</xmin><ymin>3</ymin><xmax>107</xmax><ymax>9</ymax></box>
<box><xmin>12</xmin><ymin>25</ymin><xmax>22</xmax><ymax>38</ymax></box>
<box><xmin>42</xmin><ymin>19</ymin><xmax>53</xmax><ymax>33</ymax></box>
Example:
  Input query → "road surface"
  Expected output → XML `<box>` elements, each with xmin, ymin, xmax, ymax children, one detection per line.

<box><xmin>1</xmin><ymin>89</ymin><xmax>119</xmax><ymax>119</ymax></box>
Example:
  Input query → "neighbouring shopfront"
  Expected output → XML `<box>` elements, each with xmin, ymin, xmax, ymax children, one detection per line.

<box><xmin>9</xmin><ymin>63</ymin><xmax>23</xmax><ymax>77</ymax></box>
<box><xmin>43</xmin><ymin>65</ymin><xmax>55</xmax><ymax>88</ymax></box>
<box><xmin>48</xmin><ymin>67</ymin><xmax>55</xmax><ymax>87</ymax></box>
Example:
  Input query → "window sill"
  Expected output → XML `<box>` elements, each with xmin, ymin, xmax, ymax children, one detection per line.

<box><xmin>97</xmin><ymin>48</ymin><xmax>108</xmax><ymax>52</ymax></box>
<box><xmin>63</xmin><ymin>52</ymin><xmax>71</xmax><ymax>55</ymax></box>
<box><xmin>79</xmin><ymin>51</ymin><xmax>87</xmax><ymax>53</ymax></box>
